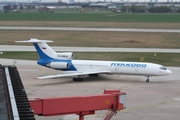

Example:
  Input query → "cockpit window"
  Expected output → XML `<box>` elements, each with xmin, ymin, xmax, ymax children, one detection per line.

<box><xmin>160</xmin><ymin>66</ymin><xmax>167</xmax><ymax>70</ymax></box>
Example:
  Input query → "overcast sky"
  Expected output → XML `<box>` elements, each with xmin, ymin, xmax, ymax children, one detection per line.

<box><xmin>0</xmin><ymin>0</ymin><xmax>178</xmax><ymax>3</ymax></box>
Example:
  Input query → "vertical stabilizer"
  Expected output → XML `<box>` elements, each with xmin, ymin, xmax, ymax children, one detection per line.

<box><xmin>16</xmin><ymin>38</ymin><xmax>56</xmax><ymax>59</ymax></box>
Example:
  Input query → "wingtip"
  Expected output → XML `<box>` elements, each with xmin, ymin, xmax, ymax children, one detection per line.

<box><xmin>10</xmin><ymin>40</ymin><xmax>16</xmax><ymax>43</ymax></box>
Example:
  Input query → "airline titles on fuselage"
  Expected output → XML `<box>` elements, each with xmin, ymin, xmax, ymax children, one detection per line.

<box><xmin>110</xmin><ymin>63</ymin><xmax>147</xmax><ymax>68</ymax></box>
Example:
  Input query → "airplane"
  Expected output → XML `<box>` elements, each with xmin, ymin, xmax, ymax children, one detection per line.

<box><xmin>16</xmin><ymin>38</ymin><xmax>172</xmax><ymax>83</ymax></box>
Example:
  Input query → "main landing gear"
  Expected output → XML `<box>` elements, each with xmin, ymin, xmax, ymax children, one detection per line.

<box><xmin>89</xmin><ymin>74</ymin><xmax>98</xmax><ymax>77</ymax></box>
<box><xmin>72</xmin><ymin>75</ymin><xmax>84</xmax><ymax>82</ymax></box>
<box><xmin>146</xmin><ymin>76</ymin><xmax>150</xmax><ymax>83</ymax></box>
<box><xmin>72</xmin><ymin>74</ymin><xmax>99</xmax><ymax>82</ymax></box>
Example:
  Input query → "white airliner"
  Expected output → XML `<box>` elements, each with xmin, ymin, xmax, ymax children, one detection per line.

<box><xmin>16</xmin><ymin>38</ymin><xmax>172</xmax><ymax>83</ymax></box>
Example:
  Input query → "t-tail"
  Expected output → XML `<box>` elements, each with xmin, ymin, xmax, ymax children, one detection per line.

<box><xmin>16</xmin><ymin>38</ymin><xmax>75</xmax><ymax>70</ymax></box>
<box><xmin>16</xmin><ymin>38</ymin><xmax>74</xmax><ymax>60</ymax></box>
<box><xmin>16</xmin><ymin>38</ymin><xmax>55</xmax><ymax>59</ymax></box>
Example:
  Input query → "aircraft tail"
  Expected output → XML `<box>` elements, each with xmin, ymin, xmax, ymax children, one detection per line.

<box><xmin>16</xmin><ymin>38</ymin><xmax>57</xmax><ymax>59</ymax></box>
<box><xmin>16</xmin><ymin>38</ymin><xmax>74</xmax><ymax>61</ymax></box>
<box><xmin>16</xmin><ymin>38</ymin><xmax>75</xmax><ymax>69</ymax></box>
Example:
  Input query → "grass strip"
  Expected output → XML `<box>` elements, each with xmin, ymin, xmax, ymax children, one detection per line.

<box><xmin>0</xmin><ymin>13</ymin><xmax>180</xmax><ymax>22</ymax></box>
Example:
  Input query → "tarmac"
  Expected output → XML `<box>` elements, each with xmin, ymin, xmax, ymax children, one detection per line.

<box><xmin>0</xmin><ymin>58</ymin><xmax>180</xmax><ymax>120</ymax></box>
<box><xmin>1</xmin><ymin>26</ymin><xmax>180</xmax><ymax>33</ymax></box>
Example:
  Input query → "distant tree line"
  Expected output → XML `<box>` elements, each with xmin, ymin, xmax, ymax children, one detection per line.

<box><xmin>121</xmin><ymin>5</ymin><xmax>180</xmax><ymax>13</ymax></box>
<box><xmin>148</xmin><ymin>6</ymin><xmax>171</xmax><ymax>13</ymax></box>
<box><xmin>3</xmin><ymin>5</ymin><xmax>36</xmax><ymax>11</ymax></box>
<box><xmin>3</xmin><ymin>5</ymin><xmax>12</xmax><ymax>11</ymax></box>
<box><xmin>2</xmin><ymin>3</ymin><xmax>180</xmax><ymax>13</ymax></box>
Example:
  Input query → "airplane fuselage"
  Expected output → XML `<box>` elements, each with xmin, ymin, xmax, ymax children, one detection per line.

<box><xmin>72</xmin><ymin>60</ymin><xmax>168</xmax><ymax>76</ymax></box>
<box><xmin>37</xmin><ymin>59</ymin><xmax>170</xmax><ymax>76</ymax></box>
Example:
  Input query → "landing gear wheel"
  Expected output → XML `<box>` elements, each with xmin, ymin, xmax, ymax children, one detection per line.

<box><xmin>79</xmin><ymin>78</ymin><xmax>83</xmax><ymax>82</ymax></box>
<box><xmin>89</xmin><ymin>74</ymin><xmax>98</xmax><ymax>77</ymax></box>
<box><xmin>95</xmin><ymin>74</ymin><xmax>98</xmax><ymax>77</ymax></box>
<box><xmin>73</xmin><ymin>78</ymin><xmax>77</xmax><ymax>81</ymax></box>
<box><xmin>146</xmin><ymin>79</ymin><xmax>149</xmax><ymax>83</ymax></box>
<box><xmin>72</xmin><ymin>77</ymin><xmax>83</xmax><ymax>82</ymax></box>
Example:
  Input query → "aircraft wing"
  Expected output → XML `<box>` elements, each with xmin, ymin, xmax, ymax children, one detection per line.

<box><xmin>35</xmin><ymin>70</ymin><xmax>110</xmax><ymax>79</ymax></box>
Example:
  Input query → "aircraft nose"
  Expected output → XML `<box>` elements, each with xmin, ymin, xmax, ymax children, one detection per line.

<box><xmin>166</xmin><ymin>69</ymin><xmax>172</xmax><ymax>75</ymax></box>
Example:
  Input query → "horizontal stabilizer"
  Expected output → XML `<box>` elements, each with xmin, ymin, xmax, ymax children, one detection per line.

<box><xmin>15</xmin><ymin>38</ymin><xmax>53</xmax><ymax>43</ymax></box>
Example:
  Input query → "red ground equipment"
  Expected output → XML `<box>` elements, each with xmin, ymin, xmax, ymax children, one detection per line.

<box><xmin>30</xmin><ymin>89</ymin><xmax>126</xmax><ymax>120</ymax></box>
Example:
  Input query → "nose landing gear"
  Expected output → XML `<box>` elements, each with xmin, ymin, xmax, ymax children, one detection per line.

<box><xmin>146</xmin><ymin>79</ymin><xmax>149</xmax><ymax>83</ymax></box>
<box><xmin>146</xmin><ymin>76</ymin><xmax>150</xmax><ymax>83</ymax></box>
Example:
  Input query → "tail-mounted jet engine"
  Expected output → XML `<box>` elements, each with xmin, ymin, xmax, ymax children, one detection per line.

<box><xmin>48</xmin><ymin>62</ymin><xmax>70</xmax><ymax>69</ymax></box>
